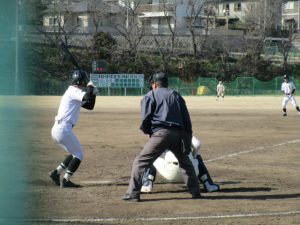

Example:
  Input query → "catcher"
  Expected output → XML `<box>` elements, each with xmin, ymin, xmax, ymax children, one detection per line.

<box><xmin>49</xmin><ymin>70</ymin><xmax>98</xmax><ymax>188</ymax></box>
<box><xmin>281</xmin><ymin>74</ymin><xmax>300</xmax><ymax>116</ymax></box>
<box><xmin>141</xmin><ymin>136</ymin><xmax>220</xmax><ymax>193</ymax></box>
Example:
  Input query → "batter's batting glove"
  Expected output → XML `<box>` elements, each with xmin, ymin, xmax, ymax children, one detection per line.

<box><xmin>87</xmin><ymin>81</ymin><xmax>97</xmax><ymax>88</ymax></box>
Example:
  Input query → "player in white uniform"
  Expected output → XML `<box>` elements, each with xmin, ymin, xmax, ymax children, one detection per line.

<box><xmin>49</xmin><ymin>70</ymin><xmax>98</xmax><ymax>188</ymax></box>
<box><xmin>216</xmin><ymin>81</ymin><xmax>225</xmax><ymax>100</ymax></box>
<box><xmin>141</xmin><ymin>136</ymin><xmax>220</xmax><ymax>193</ymax></box>
<box><xmin>281</xmin><ymin>75</ymin><xmax>300</xmax><ymax>116</ymax></box>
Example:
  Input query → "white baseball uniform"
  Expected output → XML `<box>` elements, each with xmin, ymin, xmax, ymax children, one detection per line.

<box><xmin>217</xmin><ymin>82</ymin><xmax>225</xmax><ymax>98</ymax></box>
<box><xmin>281</xmin><ymin>81</ymin><xmax>299</xmax><ymax>108</ymax></box>
<box><xmin>51</xmin><ymin>86</ymin><xmax>87</xmax><ymax>161</ymax></box>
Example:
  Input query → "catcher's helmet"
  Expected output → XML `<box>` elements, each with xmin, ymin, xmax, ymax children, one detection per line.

<box><xmin>71</xmin><ymin>70</ymin><xmax>88</xmax><ymax>86</ymax></box>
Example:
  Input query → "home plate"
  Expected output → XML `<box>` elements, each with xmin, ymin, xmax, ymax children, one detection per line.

<box><xmin>81</xmin><ymin>180</ymin><xmax>113</xmax><ymax>185</ymax></box>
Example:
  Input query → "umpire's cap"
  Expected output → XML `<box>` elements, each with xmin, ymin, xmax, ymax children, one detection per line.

<box><xmin>150</xmin><ymin>72</ymin><xmax>168</xmax><ymax>87</ymax></box>
<box><xmin>72</xmin><ymin>70</ymin><xmax>88</xmax><ymax>86</ymax></box>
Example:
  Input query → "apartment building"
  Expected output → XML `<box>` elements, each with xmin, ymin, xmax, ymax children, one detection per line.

<box><xmin>135</xmin><ymin>0</ymin><xmax>216</xmax><ymax>35</ymax></box>
<box><xmin>39</xmin><ymin>0</ymin><xmax>290</xmax><ymax>37</ymax></box>
<box><xmin>135</xmin><ymin>0</ymin><xmax>283</xmax><ymax>35</ymax></box>
<box><xmin>282</xmin><ymin>0</ymin><xmax>300</xmax><ymax>30</ymax></box>
<box><xmin>42</xmin><ymin>0</ymin><xmax>124</xmax><ymax>35</ymax></box>
<box><xmin>215</xmin><ymin>0</ymin><xmax>282</xmax><ymax>30</ymax></box>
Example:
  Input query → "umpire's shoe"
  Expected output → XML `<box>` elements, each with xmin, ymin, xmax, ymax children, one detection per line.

<box><xmin>60</xmin><ymin>178</ymin><xmax>81</xmax><ymax>188</ymax></box>
<box><xmin>122</xmin><ymin>192</ymin><xmax>140</xmax><ymax>202</ymax></box>
<box><xmin>49</xmin><ymin>169</ymin><xmax>60</xmax><ymax>186</ymax></box>
<box><xmin>192</xmin><ymin>193</ymin><xmax>202</xmax><ymax>199</ymax></box>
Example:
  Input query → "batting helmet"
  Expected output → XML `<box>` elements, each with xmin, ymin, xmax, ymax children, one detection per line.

<box><xmin>71</xmin><ymin>70</ymin><xmax>88</xmax><ymax>86</ymax></box>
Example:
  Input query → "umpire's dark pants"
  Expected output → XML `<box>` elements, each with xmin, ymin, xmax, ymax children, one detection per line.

<box><xmin>126</xmin><ymin>128</ymin><xmax>200</xmax><ymax>197</ymax></box>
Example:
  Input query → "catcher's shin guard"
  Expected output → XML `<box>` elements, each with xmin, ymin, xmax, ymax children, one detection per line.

<box><xmin>196</xmin><ymin>155</ymin><xmax>220</xmax><ymax>193</ymax></box>
<box><xmin>141</xmin><ymin>165</ymin><xmax>156</xmax><ymax>193</ymax></box>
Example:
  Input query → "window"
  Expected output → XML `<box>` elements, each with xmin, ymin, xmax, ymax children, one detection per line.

<box><xmin>50</xmin><ymin>0</ymin><xmax>61</xmax><ymax>4</ymax></box>
<box><xmin>77</xmin><ymin>15</ymin><xmax>88</xmax><ymax>27</ymax></box>
<box><xmin>43</xmin><ymin>15</ymin><xmax>64</xmax><ymax>26</ymax></box>
<box><xmin>234</xmin><ymin>3</ymin><xmax>241</xmax><ymax>12</ymax></box>
<box><xmin>223</xmin><ymin>3</ymin><xmax>229</xmax><ymax>11</ymax></box>
<box><xmin>222</xmin><ymin>3</ymin><xmax>229</xmax><ymax>15</ymax></box>
<box><xmin>284</xmin><ymin>2</ymin><xmax>294</xmax><ymax>10</ymax></box>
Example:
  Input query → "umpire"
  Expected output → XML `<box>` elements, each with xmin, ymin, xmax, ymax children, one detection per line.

<box><xmin>122</xmin><ymin>72</ymin><xmax>201</xmax><ymax>202</ymax></box>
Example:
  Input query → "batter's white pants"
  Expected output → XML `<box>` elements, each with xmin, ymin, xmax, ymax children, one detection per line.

<box><xmin>282</xmin><ymin>95</ymin><xmax>299</xmax><ymax>109</ymax></box>
<box><xmin>51</xmin><ymin>122</ymin><xmax>84</xmax><ymax>161</ymax></box>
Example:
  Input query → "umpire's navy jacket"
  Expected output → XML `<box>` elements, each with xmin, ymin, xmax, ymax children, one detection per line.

<box><xmin>140</xmin><ymin>87</ymin><xmax>192</xmax><ymax>135</ymax></box>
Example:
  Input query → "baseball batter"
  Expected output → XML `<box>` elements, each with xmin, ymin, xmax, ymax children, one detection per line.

<box><xmin>141</xmin><ymin>136</ymin><xmax>220</xmax><ymax>193</ymax></box>
<box><xmin>49</xmin><ymin>70</ymin><xmax>97</xmax><ymax>188</ymax></box>
<box><xmin>216</xmin><ymin>81</ymin><xmax>225</xmax><ymax>100</ymax></box>
<box><xmin>281</xmin><ymin>75</ymin><xmax>300</xmax><ymax>116</ymax></box>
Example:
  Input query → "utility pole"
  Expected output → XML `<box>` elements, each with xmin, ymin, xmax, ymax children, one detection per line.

<box><xmin>299</xmin><ymin>0</ymin><xmax>300</xmax><ymax>30</ymax></box>
<box><xmin>263</xmin><ymin>0</ymin><xmax>266</xmax><ymax>32</ymax></box>
<box><xmin>15</xmin><ymin>0</ymin><xmax>21</xmax><ymax>95</ymax></box>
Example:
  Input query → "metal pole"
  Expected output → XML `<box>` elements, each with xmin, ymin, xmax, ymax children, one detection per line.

<box><xmin>299</xmin><ymin>0</ymin><xmax>300</xmax><ymax>30</ymax></box>
<box><xmin>15</xmin><ymin>0</ymin><xmax>20</xmax><ymax>95</ymax></box>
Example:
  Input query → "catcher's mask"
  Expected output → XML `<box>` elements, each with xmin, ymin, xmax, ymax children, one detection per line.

<box><xmin>72</xmin><ymin>70</ymin><xmax>88</xmax><ymax>86</ymax></box>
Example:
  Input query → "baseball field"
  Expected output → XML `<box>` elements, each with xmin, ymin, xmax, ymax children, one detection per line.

<box><xmin>23</xmin><ymin>96</ymin><xmax>299</xmax><ymax>225</ymax></box>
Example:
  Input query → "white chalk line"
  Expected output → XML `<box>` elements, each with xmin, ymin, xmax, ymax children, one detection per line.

<box><xmin>25</xmin><ymin>139</ymin><xmax>300</xmax><ymax>223</ymax></box>
<box><xmin>28</xmin><ymin>210</ymin><xmax>300</xmax><ymax>223</ymax></box>
<box><xmin>205</xmin><ymin>139</ymin><xmax>300</xmax><ymax>163</ymax></box>
<box><xmin>80</xmin><ymin>139</ymin><xmax>300</xmax><ymax>185</ymax></box>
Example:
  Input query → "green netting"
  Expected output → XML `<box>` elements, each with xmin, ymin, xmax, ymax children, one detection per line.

<box><xmin>29</xmin><ymin>76</ymin><xmax>300</xmax><ymax>96</ymax></box>
<box><xmin>168</xmin><ymin>76</ymin><xmax>300</xmax><ymax>96</ymax></box>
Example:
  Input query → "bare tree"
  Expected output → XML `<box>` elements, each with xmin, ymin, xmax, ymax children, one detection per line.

<box><xmin>38</xmin><ymin>0</ymin><xmax>79</xmax><ymax>46</ymax></box>
<box><xmin>282</xmin><ymin>19</ymin><xmax>297</xmax><ymax>71</ymax></box>
<box><xmin>151</xmin><ymin>1</ymin><xmax>178</xmax><ymax>71</ymax></box>
<box><xmin>185</xmin><ymin>0</ymin><xmax>215</xmax><ymax>58</ymax></box>
<box><xmin>113</xmin><ymin>0</ymin><xmax>145</xmax><ymax>57</ymax></box>
<box><xmin>243</xmin><ymin>0</ymin><xmax>283</xmax><ymax>61</ymax></box>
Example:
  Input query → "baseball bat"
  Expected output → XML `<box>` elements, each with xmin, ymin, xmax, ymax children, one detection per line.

<box><xmin>59</xmin><ymin>41</ymin><xmax>81</xmax><ymax>70</ymax></box>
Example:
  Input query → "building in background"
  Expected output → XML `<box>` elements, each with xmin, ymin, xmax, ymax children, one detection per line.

<box><xmin>41</xmin><ymin>0</ymin><xmax>124</xmax><ymax>35</ymax></box>
<box><xmin>282</xmin><ymin>0</ymin><xmax>300</xmax><ymax>31</ymax></box>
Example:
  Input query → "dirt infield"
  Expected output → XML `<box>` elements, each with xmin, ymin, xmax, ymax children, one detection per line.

<box><xmin>24</xmin><ymin>96</ymin><xmax>300</xmax><ymax>225</ymax></box>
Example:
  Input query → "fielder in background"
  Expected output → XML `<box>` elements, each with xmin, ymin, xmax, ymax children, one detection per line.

<box><xmin>49</xmin><ymin>70</ymin><xmax>98</xmax><ymax>188</ymax></box>
<box><xmin>216</xmin><ymin>81</ymin><xmax>225</xmax><ymax>100</ymax></box>
<box><xmin>122</xmin><ymin>72</ymin><xmax>201</xmax><ymax>202</ymax></box>
<box><xmin>141</xmin><ymin>136</ymin><xmax>220</xmax><ymax>193</ymax></box>
<box><xmin>281</xmin><ymin>74</ymin><xmax>300</xmax><ymax>116</ymax></box>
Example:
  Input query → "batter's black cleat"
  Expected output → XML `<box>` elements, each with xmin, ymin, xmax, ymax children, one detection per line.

<box><xmin>49</xmin><ymin>170</ymin><xmax>60</xmax><ymax>186</ymax></box>
<box><xmin>60</xmin><ymin>178</ymin><xmax>80</xmax><ymax>188</ymax></box>
<box><xmin>122</xmin><ymin>193</ymin><xmax>140</xmax><ymax>202</ymax></box>
<box><xmin>283</xmin><ymin>113</ymin><xmax>287</xmax><ymax>117</ymax></box>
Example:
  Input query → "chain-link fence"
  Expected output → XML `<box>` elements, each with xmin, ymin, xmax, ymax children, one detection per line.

<box><xmin>168</xmin><ymin>76</ymin><xmax>300</xmax><ymax>96</ymax></box>
<box><xmin>26</xmin><ymin>76</ymin><xmax>299</xmax><ymax>96</ymax></box>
